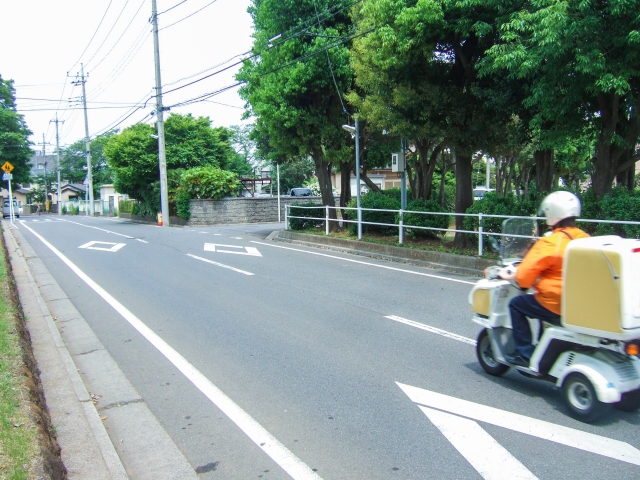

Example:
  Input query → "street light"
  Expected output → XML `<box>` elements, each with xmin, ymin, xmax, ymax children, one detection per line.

<box><xmin>342</xmin><ymin>118</ymin><xmax>362</xmax><ymax>240</ymax></box>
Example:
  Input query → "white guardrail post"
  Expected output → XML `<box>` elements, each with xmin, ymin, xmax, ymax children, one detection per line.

<box><xmin>399</xmin><ymin>209</ymin><xmax>404</xmax><ymax>244</ymax></box>
<box><xmin>326</xmin><ymin>206</ymin><xmax>330</xmax><ymax>235</ymax></box>
<box><xmin>478</xmin><ymin>212</ymin><xmax>484</xmax><ymax>257</ymax></box>
<box><xmin>285</xmin><ymin>204</ymin><xmax>289</xmax><ymax>229</ymax></box>
<box><xmin>357</xmin><ymin>206</ymin><xmax>362</xmax><ymax>240</ymax></box>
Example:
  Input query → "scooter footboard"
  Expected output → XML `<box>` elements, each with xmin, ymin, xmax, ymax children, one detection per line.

<box><xmin>549</xmin><ymin>350</ymin><xmax>640</xmax><ymax>403</ymax></box>
<box><xmin>487</xmin><ymin>327</ymin><xmax>516</xmax><ymax>363</ymax></box>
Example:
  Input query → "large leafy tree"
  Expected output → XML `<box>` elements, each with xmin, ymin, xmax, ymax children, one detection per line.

<box><xmin>350</xmin><ymin>0</ymin><xmax>511</xmax><ymax>245</ymax></box>
<box><xmin>485</xmin><ymin>0</ymin><xmax>640</xmax><ymax>199</ymax></box>
<box><xmin>0</xmin><ymin>75</ymin><xmax>33</xmax><ymax>186</ymax></box>
<box><xmin>238</xmin><ymin>0</ymin><xmax>354</xmax><ymax>225</ymax></box>
<box><xmin>61</xmin><ymin>131</ymin><xmax>116</xmax><ymax>195</ymax></box>
<box><xmin>104</xmin><ymin>113</ymin><xmax>237</xmax><ymax>213</ymax></box>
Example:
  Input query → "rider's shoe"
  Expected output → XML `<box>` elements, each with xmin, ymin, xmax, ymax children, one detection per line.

<box><xmin>505</xmin><ymin>354</ymin><xmax>529</xmax><ymax>368</ymax></box>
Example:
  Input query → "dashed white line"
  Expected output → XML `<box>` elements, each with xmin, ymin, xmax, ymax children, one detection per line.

<box><xmin>58</xmin><ymin>218</ymin><xmax>134</xmax><ymax>239</ymax></box>
<box><xmin>137</xmin><ymin>239</ymin><xmax>149</xmax><ymax>244</ymax></box>
<box><xmin>19</xmin><ymin>221</ymin><xmax>321</xmax><ymax>480</ymax></box>
<box><xmin>251</xmin><ymin>241</ymin><xmax>476</xmax><ymax>285</ymax></box>
<box><xmin>385</xmin><ymin>315</ymin><xmax>476</xmax><ymax>345</ymax></box>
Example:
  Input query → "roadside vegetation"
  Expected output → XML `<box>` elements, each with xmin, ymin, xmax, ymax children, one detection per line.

<box><xmin>0</xmin><ymin>238</ymin><xmax>38</xmax><ymax>478</ymax></box>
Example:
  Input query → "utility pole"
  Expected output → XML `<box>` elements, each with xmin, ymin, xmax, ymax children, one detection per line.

<box><xmin>36</xmin><ymin>135</ymin><xmax>51</xmax><ymax>212</ymax></box>
<box><xmin>151</xmin><ymin>0</ymin><xmax>170</xmax><ymax>226</ymax></box>
<box><xmin>80</xmin><ymin>64</ymin><xmax>93</xmax><ymax>216</ymax></box>
<box><xmin>50</xmin><ymin>114</ymin><xmax>64</xmax><ymax>212</ymax></box>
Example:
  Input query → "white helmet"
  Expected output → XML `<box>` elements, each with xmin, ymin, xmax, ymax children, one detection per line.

<box><xmin>539</xmin><ymin>191</ymin><xmax>581</xmax><ymax>226</ymax></box>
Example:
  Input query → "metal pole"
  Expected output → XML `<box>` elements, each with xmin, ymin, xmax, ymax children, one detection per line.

<box><xmin>151</xmin><ymin>0</ymin><xmax>170</xmax><ymax>227</ymax></box>
<box><xmin>486</xmin><ymin>158</ymin><xmax>491</xmax><ymax>189</ymax></box>
<box><xmin>478</xmin><ymin>212</ymin><xmax>484</xmax><ymax>256</ymax></box>
<box><xmin>355</xmin><ymin>117</ymin><xmax>362</xmax><ymax>240</ymax></box>
<box><xmin>399</xmin><ymin>209</ymin><xmax>404</xmax><ymax>244</ymax></box>
<box><xmin>7</xmin><ymin>177</ymin><xmax>14</xmax><ymax>223</ymax></box>
<box><xmin>53</xmin><ymin>114</ymin><xmax>63</xmax><ymax>211</ymax></box>
<box><xmin>277</xmin><ymin>163</ymin><xmax>281</xmax><ymax>222</ymax></box>
<box><xmin>325</xmin><ymin>205</ymin><xmax>330</xmax><ymax>235</ymax></box>
<box><xmin>400</xmin><ymin>139</ymin><xmax>407</xmax><ymax>210</ymax></box>
<box><xmin>42</xmin><ymin>133</ymin><xmax>47</xmax><ymax>211</ymax></box>
<box><xmin>284</xmin><ymin>204</ymin><xmax>288</xmax><ymax>229</ymax></box>
<box><xmin>79</xmin><ymin>64</ymin><xmax>94</xmax><ymax>216</ymax></box>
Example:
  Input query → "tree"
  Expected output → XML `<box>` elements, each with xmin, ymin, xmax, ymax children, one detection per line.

<box><xmin>0</xmin><ymin>75</ymin><xmax>32</xmax><ymax>186</ymax></box>
<box><xmin>274</xmin><ymin>156</ymin><xmax>315</xmax><ymax>193</ymax></box>
<box><xmin>105</xmin><ymin>113</ymin><xmax>238</xmax><ymax>214</ymax></box>
<box><xmin>350</xmin><ymin>0</ymin><xmax>511</xmax><ymax>246</ymax></box>
<box><xmin>228</xmin><ymin>124</ymin><xmax>261</xmax><ymax>177</ymax></box>
<box><xmin>485</xmin><ymin>0</ymin><xmax>640</xmax><ymax>199</ymax></box>
<box><xmin>238</xmin><ymin>0</ymin><xmax>354</xmax><ymax>228</ymax></box>
<box><xmin>61</xmin><ymin>131</ymin><xmax>116</xmax><ymax>195</ymax></box>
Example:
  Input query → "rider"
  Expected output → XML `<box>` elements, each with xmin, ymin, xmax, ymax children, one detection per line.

<box><xmin>503</xmin><ymin>191</ymin><xmax>589</xmax><ymax>367</ymax></box>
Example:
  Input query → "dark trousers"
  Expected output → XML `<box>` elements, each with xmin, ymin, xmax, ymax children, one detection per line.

<box><xmin>509</xmin><ymin>294</ymin><xmax>560</xmax><ymax>359</ymax></box>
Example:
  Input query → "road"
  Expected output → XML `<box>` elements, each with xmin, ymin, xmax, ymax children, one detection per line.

<box><xmin>14</xmin><ymin>215</ymin><xmax>640</xmax><ymax>479</ymax></box>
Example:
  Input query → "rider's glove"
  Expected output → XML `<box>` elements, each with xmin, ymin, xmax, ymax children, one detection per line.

<box><xmin>498</xmin><ymin>266</ymin><xmax>518</xmax><ymax>281</ymax></box>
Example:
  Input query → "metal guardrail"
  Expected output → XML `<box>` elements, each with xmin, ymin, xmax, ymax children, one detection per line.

<box><xmin>284</xmin><ymin>204</ymin><xmax>640</xmax><ymax>256</ymax></box>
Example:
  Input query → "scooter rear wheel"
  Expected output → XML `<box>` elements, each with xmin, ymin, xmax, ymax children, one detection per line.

<box><xmin>562</xmin><ymin>373</ymin><xmax>610</xmax><ymax>423</ymax></box>
<box><xmin>476</xmin><ymin>329</ymin><xmax>509</xmax><ymax>376</ymax></box>
<box><xmin>614</xmin><ymin>389</ymin><xmax>640</xmax><ymax>412</ymax></box>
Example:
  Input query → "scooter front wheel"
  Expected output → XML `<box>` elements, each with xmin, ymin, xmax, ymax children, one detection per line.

<box><xmin>562</xmin><ymin>373</ymin><xmax>610</xmax><ymax>423</ymax></box>
<box><xmin>476</xmin><ymin>329</ymin><xmax>509</xmax><ymax>376</ymax></box>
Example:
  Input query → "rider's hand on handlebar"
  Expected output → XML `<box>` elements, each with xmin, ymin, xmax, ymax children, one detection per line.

<box><xmin>498</xmin><ymin>266</ymin><xmax>518</xmax><ymax>281</ymax></box>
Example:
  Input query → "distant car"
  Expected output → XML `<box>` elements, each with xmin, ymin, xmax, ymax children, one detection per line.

<box><xmin>2</xmin><ymin>199</ymin><xmax>19</xmax><ymax>218</ymax></box>
<box><xmin>473</xmin><ymin>187</ymin><xmax>495</xmax><ymax>201</ymax></box>
<box><xmin>288</xmin><ymin>187</ymin><xmax>313</xmax><ymax>197</ymax></box>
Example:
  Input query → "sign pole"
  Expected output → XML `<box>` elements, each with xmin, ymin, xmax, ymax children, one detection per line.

<box><xmin>8</xmin><ymin>176</ymin><xmax>14</xmax><ymax>224</ymax></box>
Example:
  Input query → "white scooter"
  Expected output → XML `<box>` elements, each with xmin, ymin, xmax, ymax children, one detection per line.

<box><xmin>469</xmin><ymin>218</ymin><xmax>640</xmax><ymax>422</ymax></box>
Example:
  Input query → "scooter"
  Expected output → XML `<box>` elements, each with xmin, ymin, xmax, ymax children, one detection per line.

<box><xmin>469</xmin><ymin>218</ymin><xmax>640</xmax><ymax>422</ymax></box>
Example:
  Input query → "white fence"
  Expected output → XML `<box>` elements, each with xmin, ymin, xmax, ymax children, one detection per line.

<box><xmin>285</xmin><ymin>204</ymin><xmax>640</xmax><ymax>256</ymax></box>
<box><xmin>58</xmin><ymin>200</ymin><xmax>116</xmax><ymax>215</ymax></box>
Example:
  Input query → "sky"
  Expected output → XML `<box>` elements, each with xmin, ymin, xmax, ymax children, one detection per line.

<box><xmin>1</xmin><ymin>0</ymin><xmax>255</xmax><ymax>154</ymax></box>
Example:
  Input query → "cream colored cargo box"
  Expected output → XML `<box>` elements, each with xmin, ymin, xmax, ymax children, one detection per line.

<box><xmin>562</xmin><ymin>236</ymin><xmax>640</xmax><ymax>340</ymax></box>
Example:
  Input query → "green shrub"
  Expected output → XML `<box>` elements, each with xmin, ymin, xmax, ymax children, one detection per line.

<box><xmin>175</xmin><ymin>188</ymin><xmax>191</xmax><ymax>221</ymax></box>
<box><xmin>464</xmin><ymin>193</ymin><xmax>537</xmax><ymax>243</ymax></box>
<box><xmin>180</xmin><ymin>165</ymin><xmax>240</xmax><ymax>199</ymax></box>
<box><xmin>402</xmin><ymin>199</ymin><xmax>451</xmax><ymax>238</ymax></box>
<box><xmin>61</xmin><ymin>205</ymin><xmax>67</xmax><ymax>214</ymax></box>
<box><xmin>119</xmin><ymin>200</ymin><xmax>134</xmax><ymax>214</ymax></box>
<box><xmin>113</xmin><ymin>208</ymin><xmax>118</xmax><ymax>217</ymax></box>
<box><xmin>579</xmin><ymin>187</ymin><xmax>640</xmax><ymax>238</ymax></box>
<box><xmin>346</xmin><ymin>192</ymin><xmax>401</xmax><ymax>235</ymax></box>
<box><xmin>288</xmin><ymin>202</ymin><xmax>325</xmax><ymax>230</ymax></box>
<box><xmin>71</xmin><ymin>205</ymin><xmax>79</xmax><ymax>215</ymax></box>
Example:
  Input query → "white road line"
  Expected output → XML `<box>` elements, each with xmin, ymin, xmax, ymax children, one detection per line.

<box><xmin>422</xmin><ymin>407</ymin><xmax>537</xmax><ymax>480</ymax></box>
<box><xmin>397</xmin><ymin>382</ymin><xmax>640</xmax><ymax>467</ymax></box>
<box><xmin>385</xmin><ymin>315</ymin><xmax>476</xmax><ymax>345</ymax></box>
<box><xmin>251</xmin><ymin>241</ymin><xmax>476</xmax><ymax>285</ymax></box>
<box><xmin>187</xmin><ymin>254</ymin><xmax>255</xmax><ymax>276</ymax></box>
<box><xmin>18</xmin><ymin>221</ymin><xmax>321</xmax><ymax>480</ymax></box>
<box><xmin>137</xmin><ymin>239</ymin><xmax>149</xmax><ymax>244</ymax></box>
<box><xmin>58</xmin><ymin>218</ymin><xmax>134</xmax><ymax>239</ymax></box>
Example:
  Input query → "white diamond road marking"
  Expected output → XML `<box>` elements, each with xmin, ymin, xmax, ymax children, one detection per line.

<box><xmin>187</xmin><ymin>254</ymin><xmax>254</xmax><ymax>276</ymax></box>
<box><xmin>397</xmin><ymin>382</ymin><xmax>640</xmax><ymax>470</ymax></box>
<box><xmin>79</xmin><ymin>241</ymin><xmax>126</xmax><ymax>252</ymax></box>
<box><xmin>204</xmin><ymin>243</ymin><xmax>262</xmax><ymax>257</ymax></box>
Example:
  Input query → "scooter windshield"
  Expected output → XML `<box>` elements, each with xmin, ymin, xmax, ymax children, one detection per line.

<box><xmin>500</xmin><ymin>218</ymin><xmax>538</xmax><ymax>263</ymax></box>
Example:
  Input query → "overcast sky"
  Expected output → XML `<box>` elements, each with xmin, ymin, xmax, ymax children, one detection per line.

<box><xmin>1</xmin><ymin>0</ymin><xmax>254</xmax><ymax>153</ymax></box>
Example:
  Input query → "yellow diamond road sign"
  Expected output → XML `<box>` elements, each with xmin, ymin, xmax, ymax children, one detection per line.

<box><xmin>1</xmin><ymin>162</ymin><xmax>14</xmax><ymax>173</ymax></box>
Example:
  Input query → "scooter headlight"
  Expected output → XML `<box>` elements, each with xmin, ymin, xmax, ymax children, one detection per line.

<box><xmin>625</xmin><ymin>342</ymin><xmax>640</xmax><ymax>357</ymax></box>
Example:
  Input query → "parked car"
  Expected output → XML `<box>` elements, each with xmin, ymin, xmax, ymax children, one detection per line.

<box><xmin>473</xmin><ymin>187</ymin><xmax>495</xmax><ymax>201</ymax></box>
<box><xmin>2</xmin><ymin>198</ymin><xmax>19</xmax><ymax>218</ymax></box>
<box><xmin>288</xmin><ymin>187</ymin><xmax>313</xmax><ymax>197</ymax></box>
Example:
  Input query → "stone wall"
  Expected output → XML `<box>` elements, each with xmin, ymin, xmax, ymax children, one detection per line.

<box><xmin>189</xmin><ymin>196</ymin><xmax>329</xmax><ymax>226</ymax></box>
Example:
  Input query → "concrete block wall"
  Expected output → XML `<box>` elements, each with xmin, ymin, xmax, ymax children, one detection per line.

<box><xmin>189</xmin><ymin>197</ymin><xmax>330</xmax><ymax>225</ymax></box>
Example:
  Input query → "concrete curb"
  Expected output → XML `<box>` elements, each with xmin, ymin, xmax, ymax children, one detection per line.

<box><xmin>273</xmin><ymin>231</ymin><xmax>494</xmax><ymax>276</ymax></box>
<box><xmin>4</xmin><ymin>221</ymin><xmax>199</xmax><ymax>479</ymax></box>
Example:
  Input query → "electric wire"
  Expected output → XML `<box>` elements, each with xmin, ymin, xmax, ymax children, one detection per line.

<box><xmin>67</xmin><ymin>0</ymin><xmax>114</xmax><ymax>72</ymax></box>
<box><xmin>163</xmin><ymin>49</ymin><xmax>252</xmax><ymax>87</ymax></box>
<box><xmin>85</xmin><ymin>0</ymin><xmax>133</xmax><ymax>68</ymax></box>
<box><xmin>158</xmin><ymin>0</ymin><xmax>188</xmax><ymax>15</ymax></box>
<box><xmin>159</xmin><ymin>0</ymin><xmax>218</xmax><ymax>31</ymax></box>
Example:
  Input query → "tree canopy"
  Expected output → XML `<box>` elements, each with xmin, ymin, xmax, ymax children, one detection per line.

<box><xmin>0</xmin><ymin>75</ymin><xmax>33</xmax><ymax>186</ymax></box>
<box><xmin>61</xmin><ymin>131</ymin><xmax>116</xmax><ymax>195</ymax></box>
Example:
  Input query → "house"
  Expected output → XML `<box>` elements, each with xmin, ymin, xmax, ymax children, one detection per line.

<box><xmin>59</xmin><ymin>183</ymin><xmax>87</xmax><ymax>201</ymax></box>
<box><xmin>331</xmin><ymin>168</ymin><xmax>392</xmax><ymax>195</ymax></box>
<box><xmin>99</xmin><ymin>184</ymin><xmax>126</xmax><ymax>211</ymax></box>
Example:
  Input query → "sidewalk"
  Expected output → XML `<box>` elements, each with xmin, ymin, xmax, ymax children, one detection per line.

<box><xmin>3</xmin><ymin>221</ymin><xmax>198</xmax><ymax>479</ymax></box>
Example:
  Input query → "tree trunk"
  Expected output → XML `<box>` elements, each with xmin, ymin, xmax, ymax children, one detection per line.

<box><xmin>312</xmin><ymin>151</ymin><xmax>337</xmax><ymax>231</ymax></box>
<box><xmin>439</xmin><ymin>160</ymin><xmax>447</xmax><ymax>208</ymax></box>
<box><xmin>361</xmin><ymin>165</ymin><xmax>382</xmax><ymax>193</ymax></box>
<box><xmin>339</xmin><ymin>159</ymin><xmax>354</xmax><ymax>208</ymax></box>
<box><xmin>412</xmin><ymin>140</ymin><xmax>444</xmax><ymax>202</ymax></box>
<box><xmin>495</xmin><ymin>156</ymin><xmax>503</xmax><ymax>196</ymax></box>
<box><xmin>453</xmin><ymin>149</ymin><xmax>473</xmax><ymax>248</ymax></box>
<box><xmin>534</xmin><ymin>148</ymin><xmax>554</xmax><ymax>194</ymax></box>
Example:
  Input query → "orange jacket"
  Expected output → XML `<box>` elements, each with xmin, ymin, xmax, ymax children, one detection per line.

<box><xmin>516</xmin><ymin>227</ymin><xmax>590</xmax><ymax>314</ymax></box>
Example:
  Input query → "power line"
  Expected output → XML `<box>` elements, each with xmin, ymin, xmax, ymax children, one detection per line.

<box><xmin>163</xmin><ymin>49</ymin><xmax>252</xmax><ymax>87</ymax></box>
<box><xmin>68</xmin><ymin>0</ymin><xmax>114</xmax><ymax>71</ymax></box>
<box><xmin>158</xmin><ymin>0</ymin><xmax>188</xmax><ymax>15</ymax></box>
<box><xmin>85</xmin><ymin>0</ymin><xmax>133</xmax><ymax>67</ymax></box>
<box><xmin>159</xmin><ymin>0</ymin><xmax>218</xmax><ymax>31</ymax></box>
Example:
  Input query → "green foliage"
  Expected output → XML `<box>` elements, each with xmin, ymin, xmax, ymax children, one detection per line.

<box><xmin>175</xmin><ymin>188</ymin><xmax>191</xmax><ymax>221</ymax></box>
<box><xmin>288</xmin><ymin>202</ymin><xmax>325</xmax><ymax>230</ymax></box>
<box><xmin>579</xmin><ymin>187</ymin><xmax>640</xmax><ymax>238</ymax></box>
<box><xmin>105</xmin><ymin>114</ymin><xmax>238</xmax><ymax>214</ymax></box>
<box><xmin>275</xmin><ymin>157</ymin><xmax>315</xmax><ymax>192</ymax></box>
<box><xmin>403</xmin><ymin>199</ymin><xmax>451</xmax><ymax>239</ymax></box>
<box><xmin>347</xmin><ymin>191</ymin><xmax>400</xmax><ymax>235</ymax></box>
<box><xmin>61</xmin><ymin>131</ymin><xmax>116</xmax><ymax>195</ymax></box>
<box><xmin>464</xmin><ymin>193</ymin><xmax>537</xmax><ymax>238</ymax></box>
<box><xmin>119</xmin><ymin>199</ymin><xmax>134</xmax><ymax>214</ymax></box>
<box><xmin>71</xmin><ymin>205</ymin><xmax>79</xmax><ymax>215</ymax></box>
<box><xmin>180</xmin><ymin>165</ymin><xmax>240</xmax><ymax>199</ymax></box>
<box><xmin>61</xmin><ymin>205</ymin><xmax>67</xmax><ymax>214</ymax></box>
<box><xmin>0</xmin><ymin>75</ymin><xmax>33</xmax><ymax>186</ymax></box>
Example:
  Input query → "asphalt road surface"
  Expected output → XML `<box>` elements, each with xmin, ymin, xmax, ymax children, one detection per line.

<box><xmin>14</xmin><ymin>216</ymin><xmax>640</xmax><ymax>479</ymax></box>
